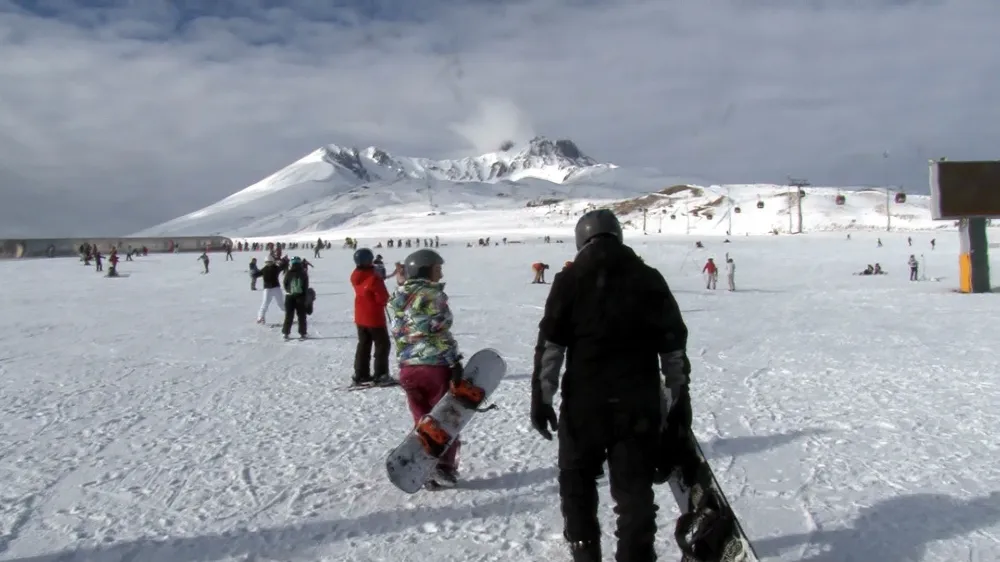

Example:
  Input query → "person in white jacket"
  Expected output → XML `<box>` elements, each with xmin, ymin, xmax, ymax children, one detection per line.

<box><xmin>725</xmin><ymin>256</ymin><xmax>736</xmax><ymax>291</ymax></box>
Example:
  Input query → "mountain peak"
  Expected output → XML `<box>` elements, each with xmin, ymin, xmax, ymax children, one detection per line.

<box><xmin>496</xmin><ymin>136</ymin><xmax>596</xmax><ymax>166</ymax></box>
<box><xmin>311</xmin><ymin>136</ymin><xmax>609</xmax><ymax>185</ymax></box>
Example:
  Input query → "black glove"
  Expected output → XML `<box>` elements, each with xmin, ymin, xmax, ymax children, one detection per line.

<box><xmin>659</xmin><ymin>350</ymin><xmax>690</xmax><ymax>413</ymax></box>
<box><xmin>530</xmin><ymin>378</ymin><xmax>558</xmax><ymax>440</ymax></box>
<box><xmin>654</xmin><ymin>382</ymin><xmax>693</xmax><ymax>484</ymax></box>
<box><xmin>449</xmin><ymin>355</ymin><xmax>464</xmax><ymax>384</ymax></box>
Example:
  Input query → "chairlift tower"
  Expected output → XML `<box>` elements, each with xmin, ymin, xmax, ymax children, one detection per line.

<box><xmin>787</xmin><ymin>177</ymin><xmax>810</xmax><ymax>234</ymax></box>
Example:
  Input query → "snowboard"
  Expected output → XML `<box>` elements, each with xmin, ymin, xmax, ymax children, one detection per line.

<box><xmin>667</xmin><ymin>427</ymin><xmax>760</xmax><ymax>562</ymax></box>
<box><xmin>305</xmin><ymin>288</ymin><xmax>316</xmax><ymax>315</ymax></box>
<box><xmin>385</xmin><ymin>348</ymin><xmax>507</xmax><ymax>493</ymax></box>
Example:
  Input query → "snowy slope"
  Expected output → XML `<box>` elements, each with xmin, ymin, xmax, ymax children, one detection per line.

<box><xmin>1</xmin><ymin>231</ymin><xmax>998</xmax><ymax>562</ymax></box>
<box><xmin>136</xmin><ymin>136</ymin><xmax>946</xmax><ymax>241</ymax></box>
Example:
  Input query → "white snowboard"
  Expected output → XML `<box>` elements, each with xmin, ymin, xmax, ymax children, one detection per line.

<box><xmin>385</xmin><ymin>348</ymin><xmax>507</xmax><ymax>493</ymax></box>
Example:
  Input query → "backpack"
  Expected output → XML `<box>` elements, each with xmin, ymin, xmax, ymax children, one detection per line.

<box><xmin>288</xmin><ymin>276</ymin><xmax>304</xmax><ymax>295</ymax></box>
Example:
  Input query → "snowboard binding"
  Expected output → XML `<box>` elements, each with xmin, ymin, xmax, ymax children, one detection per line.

<box><xmin>450</xmin><ymin>378</ymin><xmax>497</xmax><ymax>411</ymax></box>
<box><xmin>673</xmin><ymin>459</ymin><xmax>753</xmax><ymax>562</ymax></box>
<box><xmin>414</xmin><ymin>415</ymin><xmax>451</xmax><ymax>458</ymax></box>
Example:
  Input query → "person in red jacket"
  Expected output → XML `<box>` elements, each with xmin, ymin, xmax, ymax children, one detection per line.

<box><xmin>531</xmin><ymin>262</ymin><xmax>550</xmax><ymax>284</ymax></box>
<box><xmin>702</xmin><ymin>257</ymin><xmax>718</xmax><ymax>290</ymax></box>
<box><xmin>351</xmin><ymin>248</ymin><xmax>393</xmax><ymax>386</ymax></box>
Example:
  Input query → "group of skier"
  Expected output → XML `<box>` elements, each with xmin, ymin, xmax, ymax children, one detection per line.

<box><xmin>341</xmin><ymin>209</ymin><xmax>702</xmax><ymax>560</ymax></box>
<box><xmin>348</xmin><ymin>246</ymin><xmax>464</xmax><ymax>488</ymax></box>
<box><xmin>249</xmin><ymin>254</ymin><xmax>315</xmax><ymax>339</ymax></box>
<box><xmin>227</xmin><ymin>214</ymin><xmax>718</xmax><ymax>560</ymax></box>
<box><xmin>700</xmin><ymin>255</ymin><xmax>736</xmax><ymax>291</ymax></box>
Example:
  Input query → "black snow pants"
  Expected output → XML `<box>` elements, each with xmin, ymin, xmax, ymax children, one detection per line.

<box><xmin>354</xmin><ymin>325</ymin><xmax>390</xmax><ymax>381</ymax></box>
<box><xmin>559</xmin><ymin>397</ymin><xmax>660</xmax><ymax>562</ymax></box>
<box><xmin>282</xmin><ymin>294</ymin><xmax>307</xmax><ymax>336</ymax></box>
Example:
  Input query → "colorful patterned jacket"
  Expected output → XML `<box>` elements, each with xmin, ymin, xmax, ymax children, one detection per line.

<box><xmin>389</xmin><ymin>279</ymin><xmax>460</xmax><ymax>367</ymax></box>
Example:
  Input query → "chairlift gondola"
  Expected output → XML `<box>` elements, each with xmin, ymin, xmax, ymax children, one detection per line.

<box><xmin>734</xmin><ymin>206</ymin><xmax>742</xmax><ymax>214</ymax></box>
<box><xmin>756</xmin><ymin>200</ymin><xmax>765</xmax><ymax>209</ymax></box>
<box><xmin>895</xmin><ymin>192</ymin><xmax>906</xmax><ymax>204</ymax></box>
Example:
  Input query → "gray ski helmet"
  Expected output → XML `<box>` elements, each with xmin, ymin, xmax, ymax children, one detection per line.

<box><xmin>353</xmin><ymin>248</ymin><xmax>374</xmax><ymax>266</ymax></box>
<box><xmin>574</xmin><ymin>208</ymin><xmax>623</xmax><ymax>250</ymax></box>
<box><xmin>403</xmin><ymin>248</ymin><xmax>444</xmax><ymax>280</ymax></box>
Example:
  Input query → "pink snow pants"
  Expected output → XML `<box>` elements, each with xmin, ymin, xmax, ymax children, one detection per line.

<box><xmin>399</xmin><ymin>364</ymin><xmax>461</xmax><ymax>469</ymax></box>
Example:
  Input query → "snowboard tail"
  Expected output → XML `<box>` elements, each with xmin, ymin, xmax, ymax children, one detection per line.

<box><xmin>414</xmin><ymin>415</ymin><xmax>452</xmax><ymax>458</ymax></box>
<box><xmin>668</xmin><ymin>429</ymin><xmax>759</xmax><ymax>562</ymax></box>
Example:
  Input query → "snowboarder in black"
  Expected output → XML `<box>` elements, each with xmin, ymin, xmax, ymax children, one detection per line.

<box><xmin>249</xmin><ymin>257</ymin><xmax>260</xmax><ymax>290</ymax></box>
<box><xmin>530</xmin><ymin>209</ymin><xmax>691</xmax><ymax>562</ymax></box>
<box><xmin>281</xmin><ymin>257</ymin><xmax>310</xmax><ymax>339</ymax></box>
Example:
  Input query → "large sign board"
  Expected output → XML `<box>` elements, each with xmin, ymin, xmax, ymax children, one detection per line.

<box><xmin>929</xmin><ymin>160</ymin><xmax>1000</xmax><ymax>220</ymax></box>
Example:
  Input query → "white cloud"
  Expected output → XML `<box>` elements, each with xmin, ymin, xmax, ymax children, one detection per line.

<box><xmin>1</xmin><ymin>0</ymin><xmax>998</xmax><ymax>235</ymax></box>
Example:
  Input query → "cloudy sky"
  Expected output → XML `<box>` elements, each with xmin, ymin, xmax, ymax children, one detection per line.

<box><xmin>1</xmin><ymin>0</ymin><xmax>998</xmax><ymax>236</ymax></box>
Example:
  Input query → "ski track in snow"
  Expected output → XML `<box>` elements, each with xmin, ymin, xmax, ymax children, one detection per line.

<box><xmin>1</xmin><ymin>231</ymin><xmax>1000</xmax><ymax>561</ymax></box>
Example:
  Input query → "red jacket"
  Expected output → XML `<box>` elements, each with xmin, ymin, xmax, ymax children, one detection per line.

<box><xmin>351</xmin><ymin>267</ymin><xmax>390</xmax><ymax>327</ymax></box>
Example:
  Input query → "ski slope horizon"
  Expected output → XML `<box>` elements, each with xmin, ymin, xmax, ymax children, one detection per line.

<box><xmin>133</xmin><ymin>137</ymin><xmax>949</xmax><ymax>242</ymax></box>
<box><xmin>2</xmin><ymin>231</ymin><xmax>999</xmax><ymax>562</ymax></box>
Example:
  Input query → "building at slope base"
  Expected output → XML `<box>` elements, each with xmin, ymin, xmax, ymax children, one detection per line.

<box><xmin>0</xmin><ymin>236</ymin><xmax>233</xmax><ymax>259</ymax></box>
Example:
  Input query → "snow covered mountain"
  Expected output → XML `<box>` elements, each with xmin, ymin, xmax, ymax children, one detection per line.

<box><xmin>133</xmin><ymin>136</ymin><xmax>653</xmax><ymax>238</ymax></box>
<box><xmin>135</xmin><ymin>137</ymin><xmax>947</xmax><ymax>241</ymax></box>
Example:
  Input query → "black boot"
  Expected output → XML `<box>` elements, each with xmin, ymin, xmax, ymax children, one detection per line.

<box><xmin>568</xmin><ymin>537</ymin><xmax>601</xmax><ymax>562</ymax></box>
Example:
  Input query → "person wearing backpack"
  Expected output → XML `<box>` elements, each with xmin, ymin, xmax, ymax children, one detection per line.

<box><xmin>281</xmin><ymin>256</ymin><xmax>310</xmax><ymax>339</ymax></box>
<box><xmin>350</xmin><ymin>248</ymin><xmax>392</xmax><ymax>386</ymax></box>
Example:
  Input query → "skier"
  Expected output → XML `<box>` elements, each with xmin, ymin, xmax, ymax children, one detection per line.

<box><xmin>531</xmin><ymin>262</ymin><xmax>550</xmax><ymax>284</ymax></box>
<box><xmin>107</xmin><ymin>249</ymin><xmax>120</xmax><ymax>277</ymax></box>
<box><xmin>197</xmin><ymin>251</ymin><xmax>209</xmax><ymax>274</ymax></box>
<box><xmin>254</xmin><ymin>258</ymin><xmax>285</xmax><ymax>324</ymax></box>
<box><xmin>249</xmin><ymin>257</ymin><xmax>260</xmax><ymax>290</ymax></box>
<box><xmin>389</xmin><ymin>248</ymin><xmax>464</xmax><ymax>488</ymax></box>
<box><xmin>725</xmin><ymin>256</ymin><xmax>736</xmax><ymax>291</ymax></box>
<box><xmin>281</xmin><ymin>257</ymin><xmax>310</xmax><ymax>339</ymax></box>
<box><xmin>908</xmin><ymin>254</ymin><xmax>919</xmax><ymax>281</ymax></box>
<box><xmin>530</xmin><ymin>209</ymin><xmax>691</xmax><ymax>562</ymax></box>
<box><xmin>392</xmin><ymin>261</ymin><xmax>406</xmax><ymax>286</ymax></box>
<box><xmin>702</xmin><ymin>258</ymin><xmax>718</xmax><ymax>289</ymax></box>
<box><xmin>351</xmin><ymin>248</ymin><xmax>392</xmax><ymax>386</ymax></box>
<box><xmin>373</xmin><ymin>254</ymin><xmax>388</xmax><ymax>280</ymax></box>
